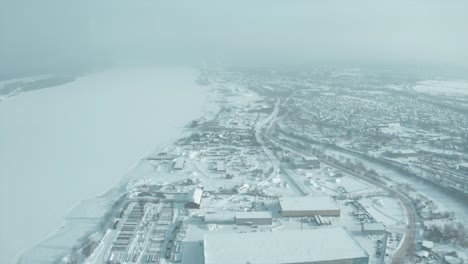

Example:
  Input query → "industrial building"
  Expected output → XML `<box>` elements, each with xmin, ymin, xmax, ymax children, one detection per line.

<box><xmin>235</xmin><ymin>211</ymin><xmax>272</xmax><ymax>225</ymax></box>
<box><xmin>185</xmin><ymin>188</ymin><xmax>203</xmax><ymax>209</ymax></box>
<box><xmin>215</xmin><ymin>160</ymin><xmax>226</xmax><ymax>173</ymax></box>
<box><xmin>459</xmin><ymin>163</ymin><xmax>468</xmax><ymax>173</ymax></box>
<box><xmin>279</xmin><ymin>196</ymin><xmax>341</xmax><ymax>217</ymax></box>
<box><xmin>203</xmin><ymin>213</ymin><xmax>235</xmax><ymax>224</ymax></box>
<box><xmin>291</xmin><ymin>156</ymin><xmax>320</xmax><ymax>169</ymax></box>
<box><xmin>362</xmin><ymin>222</ymin><xmax>385</xmax><ymax>235</ymax></box>
<box><xmin>291</xmin><ymin>158</ymin><xmax>309</xmax><ymax>169</ymax></box>
<box><xmin>305</xmin><ymin>156</ymin><xmax>320</xmax><ymax>168</ymax></box>
<box><xmin>173</xmin><ymin>158</ymin><xmax>185</xmax><ymax>170</ymax></box>
<box><xmin>203</xmin><ymin>228</ymin><xmax>369</xmax><ymax>264</ymax></box>
<box><xmin>386</xmin><ymin>149</ymin><xmax>418</xmax><ymax>158</ymax></box>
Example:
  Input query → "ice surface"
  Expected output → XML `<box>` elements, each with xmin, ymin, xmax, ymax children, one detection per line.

<box><xmin>0</xmin><ymin>68</ymin><xmax>208</xmax><ymax>263</ymax></box>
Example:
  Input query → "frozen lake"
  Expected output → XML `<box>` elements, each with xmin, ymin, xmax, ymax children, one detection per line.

<box><xmin>0</xmin><ymin>68</ymin><xmax>208</xmax><ymax>263</ymax></box>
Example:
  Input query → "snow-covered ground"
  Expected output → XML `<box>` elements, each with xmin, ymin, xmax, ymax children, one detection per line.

<box><xmin>413</xmin><ymin>80</ymin><xmax>468</xmax><ymax>97</ymax></box>
<box><xmin>0</xmin><ymin>68</ymin><xmax>209</xmax><ymax>263</ymax></box>
<box><xmin>314</xmin><ymin>146</ymin><xmax>468</xmax><ymax>223</ymax></box>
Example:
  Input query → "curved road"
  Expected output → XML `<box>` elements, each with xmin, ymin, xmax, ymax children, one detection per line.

<box><xmin>264</xmin><ymin>98</ymin><xmax>418</xmax><ymax>263</ymax></box>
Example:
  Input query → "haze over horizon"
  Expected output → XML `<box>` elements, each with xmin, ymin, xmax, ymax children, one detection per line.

<box><xmin>2</xmin><ymin>1</ymin><xmax>468</xmax><ymax>263</ymax></box>
<box><xmin>1</xmin><ymin>0</ymin><xmax>468</xmax><ymax>78</ymax></box>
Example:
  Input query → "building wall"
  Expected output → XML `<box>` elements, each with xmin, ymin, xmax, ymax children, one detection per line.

<box><xmin>459</xmin><ymin>164</ymin><xmax>468</xmax><ymax>173</ymax></box>
<box><xmin>235</xmin><ymin>217</ymin><xmax>272</xmax><ymax>225</ymax></box>
<box><xmin>362</xmin><ymin>223</ymin><xmax>385</xmax><ymax>235</ymax></box>
<box><xmin>292</xmin><ymin>162</ymin><xmax>309</xmax><ymax>169</ymax></box>
<box><xmin>306</xmin><ymin>159</ymin><xmax>320</xmax><ymax>168</ymax></box>
<box><xmin>282</xmin><ymin>209</ymin><xmax>341</xmax><ymax>217</ymax></box>
<box><xmin>362</xmin><ymin>229</ymin><xmax>385</xmax><ymax>235</ymax></box>
<box><xmin>185</xmin><ymin>202</ymin><xmax>200</xmax><ymax>209</ymax></box>
<box><xmin>173</xmin><ymin>159</ymin><xmax>184</xmax><ymax>170</ymax></box>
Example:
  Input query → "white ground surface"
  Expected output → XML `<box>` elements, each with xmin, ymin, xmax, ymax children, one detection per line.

<box><xmin>0</xmin><ymin>68</ymin><xmax>208</xmax><ymax>263</ymax></box>
<box><xmin>413</xmin><ymin>80</ymin><xmax>468</xmax><ymax>97</ymax></box>
<box><xmin>360</xmin><ymin>197</ymin><xmax>406</xmax><ymax>227</ymax></box>
<box><xmin>318</xmin><ymin>147</ymin><xmax>468</xmax><ymax>223</ymax></box>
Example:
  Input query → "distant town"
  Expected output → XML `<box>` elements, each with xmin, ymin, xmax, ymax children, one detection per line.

<box><xmin>67</xmin><ymin>67</ymin><xmax>467</xmax><ymax>264</ymax></box>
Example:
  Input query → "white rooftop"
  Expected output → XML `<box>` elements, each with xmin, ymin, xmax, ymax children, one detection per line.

<box><xmin>203</xmin><ymin>213</ymin><xmax>235</xmax><ymax>223</ymax></box>
<box><xmin>421</xmin><ymin>240</ymin><xmax>434</xmax><ymax>249</ymax></box>
<box><xmin>204</xmin><ymin>228</ymin><xmax>368</xmax><ymax>264</ymax></box>
<box><xmin>279</xmin><ymin>196</ymin><xmax>339</xmax><ymax>211</ymax></box>
<box><xmin>235</xmin><ymin>211</ymin><xmax>272</xmax><ymax>219</ymax></box>
<box><xmin>187</xmin><ymin>188</ymin><xmax>203</xmax><ymax>204</ymax></box>
<box><xmin>216</xmin><ymin>160</ymin><xmax>226</xmax><ymax>171</ymax></box>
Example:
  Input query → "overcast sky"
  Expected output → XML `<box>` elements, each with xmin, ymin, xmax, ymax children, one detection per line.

<box><xmin>1</xmin><ymin>0</ymin><xmax>467</xmax><ymax>76</ymax></box>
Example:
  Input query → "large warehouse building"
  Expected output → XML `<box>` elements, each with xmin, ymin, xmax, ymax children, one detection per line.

<box><xmin>203</xmin><ymin>228</ymin><xmax>369</xmax><ymax>264</ymax></box>
<box><xmin>279</xmin><ymin>196</ymin><xmax>341</xmax><ymax>217</ymax></box>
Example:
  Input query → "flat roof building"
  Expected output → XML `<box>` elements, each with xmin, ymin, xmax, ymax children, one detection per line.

<box><xmin>203</xmin><ymin>213</ymin><xmax>235</xmax><ymax>224</ymax></box>
<box><xmin>291</xmin><ymin>156</ymin><xmax>320</xmax><ymax>169</ymax></box>
<box><xmin>279</xmin><ymin>196</ymin><xmax>341</xmax><ymax>217</ymax></box>
<box><xmin>421</xmin><ymin>240</ymin><xmax>434</xmax><ymax>251</ymax></box>
<box><xmin>185</xmin><ymin>188</ymin><xmax>203</xmax><ymax>209</ymax></box>
<box><xmin>216</xmin><ymin>160</ymin><xmax>226</xmax><ymax>173</ymax></box>
<box><xmin>459</xmin><ymin>163</ymin><xmax>468</xmax><ymax>173</ymax></box>
<box><xmin>235</xmin><ymin>211</ymin><xmax>272</xmax><ymax>225</ymax></box>
<box><xmin>362</xmin><ymin>222</ymin><xmax>385</xmax><ymax>235</ymax></box>
<box><xmin>291</xmin><ymin>158</ymin><xmax>309</xmax><ymax>169</ymax></box>
<box><xmin>305</xmin><ymin>156</ymin><xmax>320</xmax><ymax>168</ymax></box>
<box><xmin>203</xmin><ymin>228</ymin><xmax>369</xmax><ymax>264</ymax></box>
<box><xmin>173</xmin><ymin>158</ymin><xmax>185</xmax><ymax>170</ymax></box>
<box><xmin>386</xmin><ymin>149</ymin><xmax>418</xmax><ymax>158</ymax></box>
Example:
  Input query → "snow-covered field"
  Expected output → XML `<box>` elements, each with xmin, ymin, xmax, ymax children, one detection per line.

<box><xmin>413</xmin><ymin>80</ymin><xmax>468</xmax><ymax>97</ymax></box>
<box><xmin>0</xmin><ymin>68</ymin><xmax>209</xmax><ymax>263</ymax></box>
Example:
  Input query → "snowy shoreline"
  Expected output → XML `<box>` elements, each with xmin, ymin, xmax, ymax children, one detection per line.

<box><xmin>0</xmin><ymin>68</ymin><xmax>214</xmax><ymax>264</ymax></box>
<box><xmin>18</xmin><ymin>158</ymin><xmax>155</xmax><ymax>263</ymax></box>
